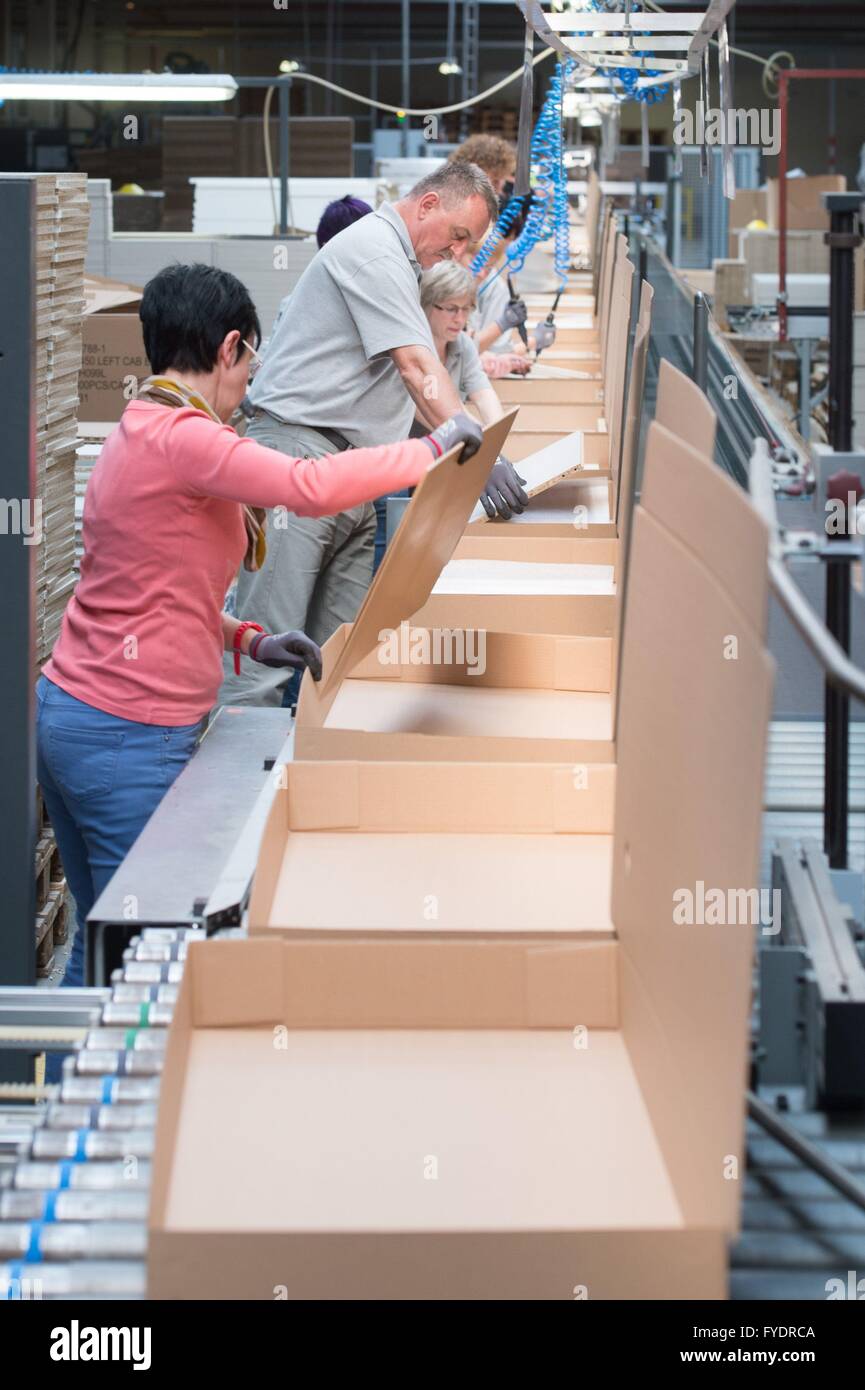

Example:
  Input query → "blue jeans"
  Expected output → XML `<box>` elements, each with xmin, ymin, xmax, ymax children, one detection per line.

<box><xmin>373</xmin><ymin>488</ymin><xmax>412</xmax><ymax>573</ymax></box>
<box><xmin>36</xmin><ymin>678</ymin><xmax>201</xmax><ymax>996</ymax></box>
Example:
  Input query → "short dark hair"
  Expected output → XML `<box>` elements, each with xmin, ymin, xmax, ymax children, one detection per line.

<box><xmin>139</xmin><ymin>263</ymin><xmax>261</xmax><ymax>374</ymax></box>
<box><xmin>317</xmin><ymin>194</ymin><xmax>372</xmax><ymax>247</ymax></box>
<box><xmin>408</xmin><ymin>159</ymin><xmax>498</xmax><ymax>225</ymax></box>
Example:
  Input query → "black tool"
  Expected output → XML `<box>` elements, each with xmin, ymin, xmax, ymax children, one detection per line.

<box><xmin>535</xmin><ymin>288</ymin><xmax>564</xmax><ymax>361</ymax></box>
<box><xmin>506</xmin><ymin>273</ymin><xmax>529</xmax><ymax>349</ymax></box>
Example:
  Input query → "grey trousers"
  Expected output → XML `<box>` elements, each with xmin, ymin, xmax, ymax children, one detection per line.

<box><xmin>218</xmin><ymin>415</ymin><xmax>376</xmax><ymax>707</ymax></box>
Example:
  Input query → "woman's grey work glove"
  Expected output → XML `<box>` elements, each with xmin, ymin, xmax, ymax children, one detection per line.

<box><xmin>497</xmin><ymin>298</ymin><xmax>528</xmax><ymax>332</ymax></box>
<box><xmin>250</xmin><ymin>631</ymin><xmax>323</xmax><ymax>681</ymax></box>
<box><xmin>533</xmin><ymin>321</ymin><xmax>557</xmax><ymax>351</ymax></box>
<box><xmin>423</xmin><ymin>411</ymin><xmax>484</xmax><ymax>462</ymax></box>
<box><xmin>481</xmin><ymin>457</ymin><xmax>529</xmax><ymax>520</ymax></box>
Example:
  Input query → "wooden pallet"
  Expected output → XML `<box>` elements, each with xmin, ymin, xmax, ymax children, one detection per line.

<box><xmin>35</xmin><ymin>884</ymin><xmax>68</xmax><ymax>979</ymax></box>
<box><xmin>35</xmin><ymin>789</ymin><xmax>69</xmax><ymax>975</ymax></box>
<box><xmin>35</xmin><ymin>831</ymin><xmax>63</xmax><ymax>911</ymax></box>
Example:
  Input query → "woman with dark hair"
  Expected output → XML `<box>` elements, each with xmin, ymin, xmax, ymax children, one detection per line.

<box><xmin>37</xmin><ymin>261</ymin><xmax>472</xmax><ymax>999</ymax></box>
<box><xmin>316</xmin><ymin>194</ymin><xmax>372</xmax><ymax>247</ymax></box>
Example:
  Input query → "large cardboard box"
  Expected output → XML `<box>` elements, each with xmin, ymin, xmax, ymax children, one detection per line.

<box><xmin>297</xmin><ymin>626</ymin><xmax>616</xmax><ymax>764</ymax></box>
<box><xmin>79</xmin><ymin>274</ymin><xmax>148</xmax><ymax>422</ymax></box>
<box><xmin>148</xmin><ymin>420</ymin><xmax>775</xmax><ymax>1301</ymax></box>
<box><xmin>249</xmin><ymin>759</ymin><xmax>617</xmax><ymax>940</ymax></box>
<box><xmin>728</xmin><ymin>187</ymin><xmax>767</xmax><ymax>230</ymax></box>
<box><xmin>766</xmin><ymin>174</ymin><xmax>846</xmax><ymax>232</ymax></box>
<box><xmin>149</xmin><ymin>935</ymin><xmax>719</xmax><ymax>1301</ymax></box>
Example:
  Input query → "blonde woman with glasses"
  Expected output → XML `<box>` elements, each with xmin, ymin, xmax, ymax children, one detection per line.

<box><xmin>420</xmin><ymin>261</ymin><xmax>528</xmax><ymax>522</ymax></box>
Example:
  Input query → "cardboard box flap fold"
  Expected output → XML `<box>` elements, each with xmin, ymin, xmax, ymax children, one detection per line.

<box><xmin>284</xmin><ymin>759</ymin><xmax>616</xmax><ymax>835</ymax></box>
<box><xmin>654</xmin><ymin>358</ymin><xmax>717</xmax><ymax>460</ymax></box>
<box><xmin>182</xmin><ymin>934</ymin><xmax>618</xmax><ymax>1031</ymax></box>
<box><xmin>640</xmin><ymin>420</ymin><xmax>769</xmax><ymax>637</ymax></box>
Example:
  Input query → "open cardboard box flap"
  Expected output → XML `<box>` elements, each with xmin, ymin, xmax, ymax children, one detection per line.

<box><xmin>315</xmin><ymin>411</ymin><xmax>516</xmax><ymax>702</ymax></box>
<box><xmin>654</xmin><ymin>358</ymin><xmax>717</xmax><ymax>460</ymax></box>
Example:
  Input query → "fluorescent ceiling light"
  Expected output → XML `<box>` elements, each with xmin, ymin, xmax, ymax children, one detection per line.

<box><xmin>0</xmin><ymin>72</ymin><xmax>238</xmax><ymax>102</ymax></box>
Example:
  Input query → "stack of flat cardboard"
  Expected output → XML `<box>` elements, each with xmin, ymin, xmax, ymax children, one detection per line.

<box><xmin>0</xmin><ymin>173</ymin><xmax>89</xmax><ymax>674</ymax></box>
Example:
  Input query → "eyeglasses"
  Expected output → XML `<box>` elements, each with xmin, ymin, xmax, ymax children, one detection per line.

<box><xmin>242</xmin><ymin>338</ymin><xmax>263</xmax><ymax>378</ymax></box>
<box><xmin>434</xmin><ymin>302</ymin><xmax>472</xmax><ymax>318</ymax></box>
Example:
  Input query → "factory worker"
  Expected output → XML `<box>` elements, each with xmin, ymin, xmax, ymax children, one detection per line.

<box><xmin>367</xmin><ymin>261</ymin><xmax>529</xmax><ymax>571</ymax></box>
<box><xmin>219</xmin><ymin>160</ymin><xmax>497</xmax><ymax>708</ymax></box>
<box><xmin>449</xmin><ymin>137</ymin><xmax>556</xmax><ymax>359</ymax></box>
<box><xmin>471</xmin><ymin>242</ymin><xmax>557</xmax><ymax>357</ymax></box>
<box><xmin>316</xmin><ymin>194</ymin><xmax>372</xmax><ymax>248</ymax></box>
<box><xmin>37</xmin><ymin>262</ymin><xmax>478</xmax><ymax>1003</ymax></box>
<box><xmin>419</xmin><ymin>261</ymin><xmax>529</xmax><ymax>523</ymax></box>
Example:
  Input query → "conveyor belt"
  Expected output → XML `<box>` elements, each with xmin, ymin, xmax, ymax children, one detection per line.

<box><xmin>638</xmin><ymin>240</ymin><xmax>802</xmax><ymax>489</ymax></box>
<box><xmin>732</xmin><ymin>1097</ymin><xmax>865</xmax><ymax>1301</ymax></box>
<box><xmin>0</xmin><ymin>927</ymin><xmax>205</xmax><ymax>1299</ymax></box>
<box><xmin>762</xmin><ymin>720</ymin><xmax>865</xmax><ymax>881</ymax></box>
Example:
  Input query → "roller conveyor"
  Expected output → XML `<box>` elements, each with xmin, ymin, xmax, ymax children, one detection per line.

<box><xmin>0</xmin><ymin>927</ymin><xmax>197</xmax><ymax>1300</ymax></box>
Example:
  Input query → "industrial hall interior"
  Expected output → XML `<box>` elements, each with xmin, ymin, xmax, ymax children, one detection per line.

<box><xmin>4</xmin><ymin>0</ymin><xmax>865</xmax><ymax>1320</ymax></box>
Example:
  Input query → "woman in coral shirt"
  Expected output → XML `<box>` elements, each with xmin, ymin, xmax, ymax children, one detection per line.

<box><xmin>39</xmin><ymin>262</ymin><xmax>479</xmax><ymax>997</ymax></box>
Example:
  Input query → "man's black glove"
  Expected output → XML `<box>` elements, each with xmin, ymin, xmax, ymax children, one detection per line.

<box><xmin>481</xmin><ymin>456</ymin><xmax>529</xmax><ymax>520</ymax></box>
<box><xmin>250</xmin><ymin>630</ymin><xmax>323</xmax><ymax>681</ymax></box>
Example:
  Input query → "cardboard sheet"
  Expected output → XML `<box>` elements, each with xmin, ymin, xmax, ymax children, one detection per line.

<box><xmin>495</xmin><ymin>377</ymin><xmax>605</xmax><ymax>405</ymax></box>
<box><xmin>537</xmin><ymin>347</ymin><xmax>600</xmax><ymax>362</ymax></box>
<box><xmin>264</xmin><ymin>830</ymin><xmax>613</xmax><ymax>936</ymax></box>
<box><xmin>412</xmin><ymin>586</ymin><xmax>615</xmax><ymax>638</ymax></box>
<box><xmin>614</xmin><ymin>461</ymin><xmax>774</xmax><ymax>1230</ymax></box>
<box><xmin>162</xmin><ymin>1025</ymin><xmax>670</xmax><ymax>1222</ymax></box>
<box><xmin>654</xmin><ymin>358</ymin><xmax>717</xmax><ymax>459</ymax></box>
<box><xmin>470</xmin><ymin>430</ymin><xmax>584</xmax><ymax>523</ymax></box>
<box><xmin>506</xmin><ymin>426</ymin><xmax>603</xmax><ymax>464</ymax></box>
<box><xmin>431</xmin><ymin>558</ymin><xmax>615</xmax><ymax>596</ymax></box>
<box><xmin>510</xmin><ymin>400</ymin><xmax>608</xmax><ymax>431</ymax></box>
<box><xmin>640</xmin><ymin>421</ymin><xmax>767</xmax><ymax>636</ymax></box>
<box><xmin>454</xmin><ymin>535</ymin><xmax>617</xmax><ymax>566</ymax></box>
<box><xmin>466</xmin><ymin>478</ymin><xmax>613</xmax><ymax>535</ymax></box>
<box><xmin>470</xmin><ymin>428</ymin><xmax>614</xmax><ymax>522</ymax></box>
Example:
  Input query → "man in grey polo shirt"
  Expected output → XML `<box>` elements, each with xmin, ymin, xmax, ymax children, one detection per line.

<box><xmin>219</xmin><ymin>160</ymin><xmax>498</xmax><ymax>707</ymax></box>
